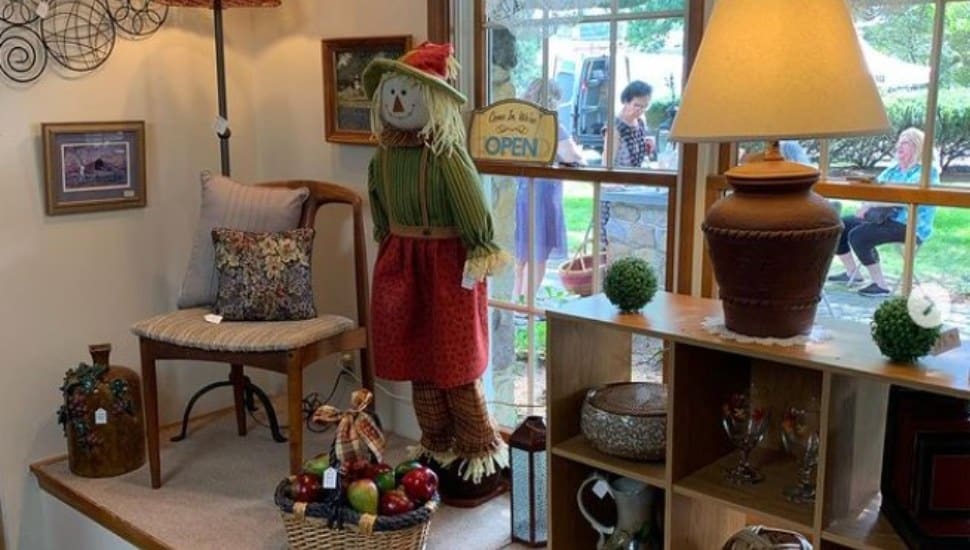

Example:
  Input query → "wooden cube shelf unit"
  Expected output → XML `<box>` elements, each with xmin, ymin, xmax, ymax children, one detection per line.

<box><xmin>546</xmin><ymin>292</ymin><xmax>970</xmax><ymax>550</ymax></box>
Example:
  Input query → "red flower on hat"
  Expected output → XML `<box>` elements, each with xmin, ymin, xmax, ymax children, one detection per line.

<box><xmin>398</xmin><ymin>42</ymin><xmax>456</xmax><ymax>81</ymax></box>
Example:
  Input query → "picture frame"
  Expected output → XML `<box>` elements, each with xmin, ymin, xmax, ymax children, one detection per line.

<box><xmin>322</xmin><ymin>35</ymin><xmax>412</xmax><ymax>145</ymax></box>
<box><xmin>42</xmin><ymin>121</ymin><xmax>146</xmax><ymax>215</ymax></box>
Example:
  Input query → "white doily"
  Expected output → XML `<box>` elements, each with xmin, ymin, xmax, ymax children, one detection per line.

<box><xmin>702</xmin><ymin>316</ymin><xmax>833</xmax><ymax>346</ymax></box>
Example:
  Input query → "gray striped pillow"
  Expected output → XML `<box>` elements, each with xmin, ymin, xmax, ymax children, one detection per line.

<box><xmin>177</xmin><ymin>172</ymin><xmax>309</xmax><ymax>309</ymax></box>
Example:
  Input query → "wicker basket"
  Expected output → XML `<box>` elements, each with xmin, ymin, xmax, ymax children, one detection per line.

<box><xmin>275</xmin><ymin>477</ymin><xmax>438</xmax><ymax>550</ymax></box>
<box><xmin>558</xmin><ymin>223</ymin><xmax>606</xmax><ymax>297</ymax></box>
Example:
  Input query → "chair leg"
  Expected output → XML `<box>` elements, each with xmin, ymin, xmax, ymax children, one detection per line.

<box><xmin>359</xmin><ymin>347</ymin><xmax>374</xmax><ymax>394</ymax></box>
<box><xmin>287</xmin><ymin>358</ymin><xmax>304</xmax><ymax>475</ymax></box>
<box><xmin>139</xmin><ymin>339</ymin><xmax>161</xmax><ymax>489</ymax></box>
<box><xmin>821</xmin><ymin>291</ymin><xmax>835</xmax><ymax>317</ymax></box>
<box><xmin>230</xmin><ymin>364</ymin><xmax>247</xmax><ymax>437</ymax></box>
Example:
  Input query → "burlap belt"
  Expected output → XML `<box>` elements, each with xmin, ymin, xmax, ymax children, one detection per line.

<box><xmin>389</xmin><ymin>223</ymin><xmax>460</xmax><ymax>239</ymax></box>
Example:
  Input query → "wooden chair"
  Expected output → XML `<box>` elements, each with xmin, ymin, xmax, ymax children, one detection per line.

<box><xmin>131</xmin><ymin>180</ymin><xmax>372</xmax><ymax>489</ymax></box>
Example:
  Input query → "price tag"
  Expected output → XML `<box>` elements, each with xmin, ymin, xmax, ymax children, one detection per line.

<box><xmin>35</xmin><ymin>1</ymin><xmax>50</xmax><ymax>18</ymax></box>
<box><xmin>461</xmin><ymin>261</ymin><xmax>477</xmax><ymax>290</ymax></box>
<box><xmin>212</xmin><ymin>116</ymin><xmax>229</xmax><ymax>136</ymax></box>
<box><xmin>95</xmin><ymin>408</ymin><xmax>107</xmax><ymax>425</ymax></box>
<box><xmin>322</xmin><ymin>467</ymin><xmax>338</xmax><ymax>489</ymax></box>
<box><xmin>931</xmin><ymin>326</ymin><xmax>961</xmax><ymax>356</ymax></box>
<box><xmin>592</xmin><ymin>479</ymin><xmax>609</xmax><ymax>499</ymax></box>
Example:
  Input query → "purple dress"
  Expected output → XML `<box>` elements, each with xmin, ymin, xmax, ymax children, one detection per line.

<box><xmin>514</xmin><ymin>123</ymin><xmax>569</xmax><ymax>264</ymax></box>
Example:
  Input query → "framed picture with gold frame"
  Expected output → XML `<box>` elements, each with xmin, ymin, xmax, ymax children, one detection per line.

<box><xmin>42</xmin><ymin>121</ymin><xmax>147</xmax><ymax>215</ymax></box>
<box><xmin>321</xmin><ymin>35</ymin><xmax>411</xmax><ymax>144</ymax></box>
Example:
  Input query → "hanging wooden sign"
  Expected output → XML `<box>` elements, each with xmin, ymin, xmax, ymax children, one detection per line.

<box><xmin>468</xmin><ymin>99</ymin><xmax>557</xmax><ymax>165</ymax></box>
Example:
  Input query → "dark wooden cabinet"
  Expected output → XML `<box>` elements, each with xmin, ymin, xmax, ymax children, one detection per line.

<box><xmin>881</xmin><ymin>386</ymin><xmax>970</xmax><ymax>549</ymax></box>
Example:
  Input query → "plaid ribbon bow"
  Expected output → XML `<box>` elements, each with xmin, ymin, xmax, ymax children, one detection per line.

<box><xmin>312</xmin><ymin>389</ymin><xmax>385</xmax><ymax>465</ymax></box>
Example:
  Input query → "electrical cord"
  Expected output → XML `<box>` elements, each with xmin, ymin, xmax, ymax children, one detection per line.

<box><xmin>342</xmin><ymin>365</ymin><xmax>545</xmax><ymax>409</ymax></box>
<box><xmin>247</xmin><ymin>357</ymin><xmax>545</xmax><ymax>436</ymax></box>
<box><xmin>302</xmin><ymin>370</ymin><xmax>348</xmax><ymax>433</ymax></box>
<box><xmin>246</xmin><ymin>369</ymin><xmax>350</xmax><ymax>433</ymax></box>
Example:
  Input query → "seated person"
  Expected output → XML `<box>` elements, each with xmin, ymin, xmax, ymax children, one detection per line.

<box><xmin>828</xmin><ymin>127</ymin><xmax>938</xmax><ymax>297</ymax></box>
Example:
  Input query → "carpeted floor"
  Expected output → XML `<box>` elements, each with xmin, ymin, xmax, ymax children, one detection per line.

<box><xmin>34</xmin><ymin>405</ymin><xmax>527</xmax><ymax>549</ymax></box>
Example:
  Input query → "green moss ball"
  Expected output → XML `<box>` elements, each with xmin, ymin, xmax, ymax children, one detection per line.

<box><xmin>870</xmin><ymin>297</ymin><xmax>941</xmax><ymax>363</ymax></box>
<box><xmin>603</xmin><ymin>257</ymin><xmax>658</xmax><ymax>313</ymax></box>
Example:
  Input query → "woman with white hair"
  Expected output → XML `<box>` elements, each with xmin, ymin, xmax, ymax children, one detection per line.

<box><xmin>828</xmin><ymin>127</ymin><xmax>938</xmax><ymax>296</ymax></box>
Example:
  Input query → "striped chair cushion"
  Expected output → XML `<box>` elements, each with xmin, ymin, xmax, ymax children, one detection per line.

<box><xmin>131</xmin><ymin>308</ymin><xmax>354</xmax><ymax>352</ymax></box>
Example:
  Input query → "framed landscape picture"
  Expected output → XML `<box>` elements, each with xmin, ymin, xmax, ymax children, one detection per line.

<box><xmin>42</xmin><ymin>121</ymin><xmax>146</xmax><ymax>215</ymax></box>
<box><xmin>322</xmin><ymin>35</ymin><xmax>411</xmax><ymax>144</ymax></box>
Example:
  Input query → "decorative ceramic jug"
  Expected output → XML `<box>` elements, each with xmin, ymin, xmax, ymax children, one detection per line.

<box><xmin>577</xmin><ymin>472</ymin><xmax>657</xmax><ymax>550</ymax></box>
<box><xmin>58</xmin><ymin>343</ymin><xmax>145</xmax><ymax>477</ymax></box>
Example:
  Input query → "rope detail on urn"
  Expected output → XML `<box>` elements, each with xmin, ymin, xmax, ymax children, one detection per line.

<box><xmin>701</xmin><ymin>224</ymin><xmax>843</xmax><ymax>242</ymax></box>
<box><xmin>720</xmin><ymin>294</ymin><xmax>822</xmax><ymax>311</ymax></box>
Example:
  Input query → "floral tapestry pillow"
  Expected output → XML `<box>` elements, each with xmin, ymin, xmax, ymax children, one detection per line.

<box><xmin>211</xmin><ymin>227</ymin><xmax>316</xmax><ymax>321</ymax></box>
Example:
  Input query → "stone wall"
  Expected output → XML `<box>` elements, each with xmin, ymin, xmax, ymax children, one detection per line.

<box><xmin>603</xmin><ymin>186</ymin><xmax>669</xmax><ymax>281</ymax></box>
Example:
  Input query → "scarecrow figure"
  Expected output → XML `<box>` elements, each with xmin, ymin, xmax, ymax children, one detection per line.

<box><xmin>362</xmin><ymin>42</ymin><xmax>509</xmax><ymax>504</ymax></box>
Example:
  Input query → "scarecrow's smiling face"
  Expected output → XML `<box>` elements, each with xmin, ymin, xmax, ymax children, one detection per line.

<box><xmin>380</xmin><ymin>73</ymin><xmax>429</xmax><ymax>130</ymax></box>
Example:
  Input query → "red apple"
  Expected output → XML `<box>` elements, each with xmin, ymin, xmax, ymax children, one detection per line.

<box><xmin>380</xmin><ymin>488</ymin><xmax>415</xmax><ymax>516</ymax></box>
<box><xmin>347</xmin><ymin>478</ymin><xmax>379</xmax><ymax>515</ymax></box>
<box><xmin>401</xmin><ymin>466</ymin><xmax>438</xmax><ymax>503</ymax></box>
<box><xmin>343</xmin><ymin>458</ymin><xmax>372</xmax><ymax>481</ymax></box>
<box><xmin>292</xmin><ymin>472</ymin><xmax>324</xmax><ymax>502</ymax></box>
<box><xmin>394</xmin><ymin>460</ymin><xmax>423</xmax><ymax>483</ymax></box>
<box><xmin>364</xmin><ymin>462</ymin><xmax>393</xmax><ymax>480</ymax></box>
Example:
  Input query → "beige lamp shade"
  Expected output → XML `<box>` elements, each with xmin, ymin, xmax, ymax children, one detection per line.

<box><xmin>155</xmin><ymin>0</ymin><xmax>280</xmax><ymax>7</ymax></box>
<box><xmin>670</xmin><ymin>0</ymin><xmax>890</xmax><ymax>142</ymax></box>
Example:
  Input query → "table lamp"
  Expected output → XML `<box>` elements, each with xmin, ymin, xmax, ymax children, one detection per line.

<box><xmin>156</xmin><ymin>0</ymin><xmax>281</xmax><ymax>177</ymax></box>
<box><xmin>670</xmin><ymin>0</ymin><xmax>890</xmax><ymax>338</ymax></box>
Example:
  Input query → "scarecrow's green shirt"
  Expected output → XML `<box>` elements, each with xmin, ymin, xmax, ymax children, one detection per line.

<box><xmin>368</xmin><ymin>140</ymin><xmax>509</xmax><ymax>280</ymax></box>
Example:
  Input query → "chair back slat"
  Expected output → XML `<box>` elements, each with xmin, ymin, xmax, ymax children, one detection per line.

<box><xmin>255</xmin><ymin>180</ymin><xmax>371</xmax><ymax>389</ymax></box>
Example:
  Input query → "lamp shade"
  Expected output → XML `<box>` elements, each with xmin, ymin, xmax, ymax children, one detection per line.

<box><xmin>155</xmin><ymin>0</ymin><xmax>280</xmax><ymax>7</ymax></box>
<box><xmin>670</xmin><ymin>0</ymin><xmax>889</xmax><ymax>142</ymax></box>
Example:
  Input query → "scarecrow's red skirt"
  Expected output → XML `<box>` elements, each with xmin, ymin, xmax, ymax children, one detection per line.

<box><xmin>371</xmin><ymin>234</ymin><xmax>488</xmax><ymax>389</ymax></box>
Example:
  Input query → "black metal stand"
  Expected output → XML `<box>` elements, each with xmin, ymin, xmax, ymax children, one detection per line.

<box><xmin>172</xmin><ymin>0</ymin><xmax>283</xmax><ymax>445</ymax></box>
<box><xmin>170</xmin><ymin>374</ymin><xmax>287</xmax><ymax>443</ymax></box>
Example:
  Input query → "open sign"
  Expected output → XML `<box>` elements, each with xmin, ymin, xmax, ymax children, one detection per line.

<box><xmin>468</xmin><ymin>99</ymin><xmax>557</xmax><ymax>165</ymax></box>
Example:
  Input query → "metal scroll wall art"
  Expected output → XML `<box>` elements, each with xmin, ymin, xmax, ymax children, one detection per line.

<box><xmin>0</xmin><ymin>0</ymin><xmax>168</xmax><ymax>84</ymax></box>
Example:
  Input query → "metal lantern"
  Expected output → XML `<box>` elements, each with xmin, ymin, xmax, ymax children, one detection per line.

<box><xmin>509</xmin><ymin>415</ymin><xmax>548</xmax><ymax>546</ymax></box>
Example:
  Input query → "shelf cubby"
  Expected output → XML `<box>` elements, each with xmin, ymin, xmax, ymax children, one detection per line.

<box><xmin>551</xmin><ymin>434</ymin><xmax>666</xmax><ymax>489</ymax></box>
<box><xmin>545</xmin><ymin>292</ymin><xmax>970</xmax><ymax>549</ymax></box>
<box><xmin>821</xmin><ymin>493</ymin><xmax>907</xmax><ymax>550</ymax></box>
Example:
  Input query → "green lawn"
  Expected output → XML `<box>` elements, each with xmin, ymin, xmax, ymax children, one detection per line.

<box><xmin>563</xmin><ymin>195</ymin><xmax>593</xmax><ymax>255</ymax></box>
<box><xmin>859</xmin><ymin>206</ymin><xmax>970</xmax><ymax>296</ymax></box>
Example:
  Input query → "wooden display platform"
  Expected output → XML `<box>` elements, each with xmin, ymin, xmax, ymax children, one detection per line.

<box><xmin>545</xmin><ymin>292</ymin><xmax>970</xmax><ymax>549</ymax></box>
<box><xmin>30</xmin><ymin>409</ymin><xmax>521</xmax><ymax>550</ymax></box>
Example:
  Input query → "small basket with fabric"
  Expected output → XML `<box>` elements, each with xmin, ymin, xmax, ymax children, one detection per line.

<box><xmin>275</xmin><ymin>477</ymin><xmax>439</xmax><ymax>550</ymax></box>
<box><xmin>559</xmin><ymin>223</ymin><xmax>606</xmax><ymax>297</ymax></box>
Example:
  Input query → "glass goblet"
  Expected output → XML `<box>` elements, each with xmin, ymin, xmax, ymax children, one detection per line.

<box><xmin>721</xmin><ymin>392</ymin><xmax>770</xmax><ymax>485</ymax></box>
<box><xmin>781</xmin><ymin>405</ymin><xmax>820</xmax><ymax>504</ymax></box>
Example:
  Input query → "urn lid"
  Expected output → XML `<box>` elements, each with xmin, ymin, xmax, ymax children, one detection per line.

<box><xmin>587</xmin><ymin>382</ymin><xmax>667</xmax><ymax>417</ymax></box>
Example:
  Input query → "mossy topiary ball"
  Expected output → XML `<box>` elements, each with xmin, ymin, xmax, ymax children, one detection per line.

<box><xmin>870</xmin><ymin>297</ymin><xmax>941</xmax><ymax>363</ymax></box>
<box><xmin>604</xmin><ymin>257</ymin><xmax>658</xmax><ymax>313</ymax></box>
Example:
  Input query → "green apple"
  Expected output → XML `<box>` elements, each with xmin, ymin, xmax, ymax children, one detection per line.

<box><xmin>347</xmin><ymin>478</ymin><xmax>379</xmax><ymax>515</ymax></box>
<box><xmin>374</xmin><ymin>469</ymin><xmax>396</xmax><ymax>492</ymax></box>
<box><xmin>302</xmin><ymin>453</ymin><xmax>330</xmax><ymax>477</ymax></box>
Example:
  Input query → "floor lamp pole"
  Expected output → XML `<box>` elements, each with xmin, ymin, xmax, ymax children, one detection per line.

<box><xmin>170</xmin><ymin>0</ymin><xmax>288</xmax><ymax>446</ymax></box>
<box><xmin>213</xmin><ymin>0</ymin><xmax>231</xmax><ymax>176</ymax></box>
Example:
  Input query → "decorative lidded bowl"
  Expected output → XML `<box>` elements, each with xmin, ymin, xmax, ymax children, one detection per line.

<box><xmin>580</xmin><ymin>382</ymin><xmax>667</xmax><ymax>462</ymax></box>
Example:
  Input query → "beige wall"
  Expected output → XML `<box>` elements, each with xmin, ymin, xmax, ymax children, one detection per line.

<box><xmin>1</xmin><ymin>1</ymin><xmax>426</xmax><ymax>547</ymax></box>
